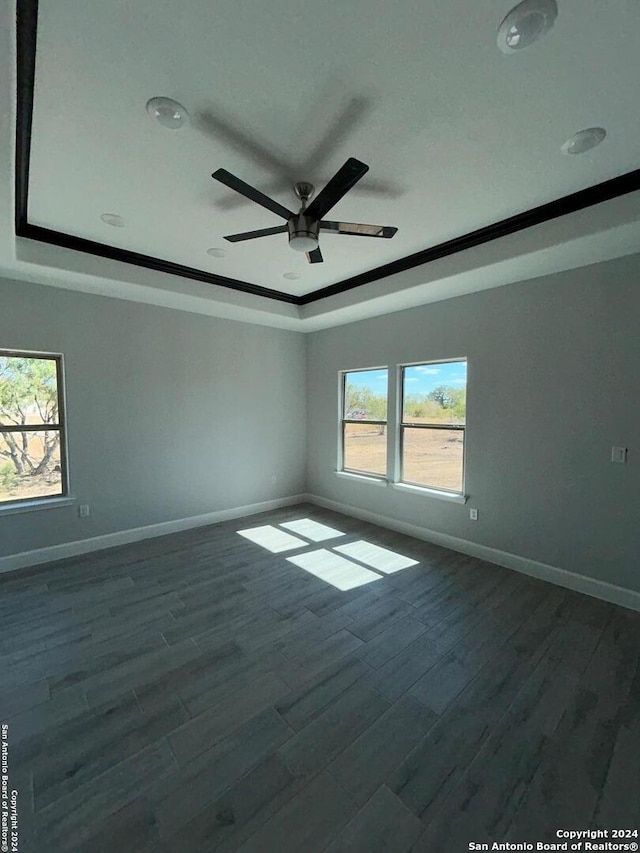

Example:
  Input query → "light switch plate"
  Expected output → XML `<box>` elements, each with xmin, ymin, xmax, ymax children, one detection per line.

<box><xmin>611</xmin><ymin>446</ymin><xmax>627</xmax><ymax>464</ymax></box>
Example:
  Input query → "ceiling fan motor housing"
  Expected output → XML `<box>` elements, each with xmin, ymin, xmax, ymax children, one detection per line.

<box><xmin>287</xmin><ymin>213</ymin><xmax>320</xmax><ymax>252</ymax></box>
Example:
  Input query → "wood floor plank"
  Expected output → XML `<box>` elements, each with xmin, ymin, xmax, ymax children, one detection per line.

<box><xmin>278</xmin><ymin>680</ymin><xmax>390</xmax><ymax>780</ymax></box>
<box><xmin>387</xmin><ymin>706</ymin><xmax>493</xmax><ymax>825</ymax></box>
<box><xmin>354</xmin><ymin>615</ymin><xmax>427</xmax><ymax>669</ymax></box>
<box><xmin>84</xmin><ymin>638</ymin><xmax>201</xmax><ymax>708</ymax></box>
<box><xmin>408</xmin><ymin>584</ymin><xmax>555</xmax><ymax>714</ymax></box>
<box><xmin>347</xmin><ymin>596</ymin><xmax>415</xmax><ymax>642</ymax></box>
<box><xmin>363</xmin><ymin>632</ymin><xmax>446</xmax><ymax>702</ymax></box>
<box><xmin>233</xmin><ymin>770</ymin><xmax>357</xmax><ymax>853</ymax></box>
<box><xmin>323</xmin><ymin>785</ymin><xmax>423</xmax><ymax>853</ymax></box>
<box><xmin>166</xmin><ymin>753</ymin><xmax>301</xmax><ymax>853</ymax></box>
<box><xmin>26</xmin><ymin>740</ymin><xmax>176</xmax><ymax>852</ymax></box>
<box><xmin>152</xmin><ymin>707</ymin><xmax>294</xmax><ymax>837</ymax></box>
<box><xmin>168</xmin><ymin>671</ymin><xmax>289</xmax><ymax>767</ymax></box>
<box><xmin>327</xmin><ymin>695</ymin><xmax>437</xmax><ymax>807</ymax></box>
<box><xmin>32</xmin><ymin>689</ymin><xmax>188</xmax><ymax>811</ymax></box>
<box><xmin>6</xmin><ymin>684</ymin><xmax>88</xmax><ymax>745</ymax></box>
<box><xmin>274</xmin><ymin>656</ymin><xmax>372</xmax><ymax>732</ymax></box>
<box><xmin>2</xmin><ymin>679</ymin><xmax>50</xmax><ymax>716</ymax></box>
<box><xmin>65</xmin><ymin>797</ymin><xmax>162</xmax><ymax>853</ymax></box>
<box><xmin>276</xmin><ymin>628</ymin><xmax>364</xmax><ymax>689</ymax></box>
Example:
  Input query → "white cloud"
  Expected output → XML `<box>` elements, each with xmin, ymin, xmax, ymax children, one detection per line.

<box><xmin>413</xmin><ymin>366</ymin><xmax>440</xmax><ymax>375</ymax></box>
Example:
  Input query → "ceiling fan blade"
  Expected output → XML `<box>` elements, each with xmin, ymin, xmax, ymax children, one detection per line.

<box><xmin>304</xmin><ymin>158</ymin><xmax>369</xmax><ymax>221</ymax></box>
<box><xmin>223</xmin><ymin>225</ymin><xmax>288</xmax><ymax>243</ymax></box>
<box><xmin>320</xmin><ymin>221</ymin><xmax>398</xmax><ymax>238</ymax></box>
<box><xmin>306</xmin><ymin>247</ymin><xmax>324</xmax><ymax>264</ymax></box>
<box><xmin>212</xmin><ymin>169</ymin><xmax>294</xmax><ymax>220</ymax></box>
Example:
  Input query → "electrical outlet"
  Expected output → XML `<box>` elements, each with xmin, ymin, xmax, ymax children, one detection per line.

<box><xmin>79</xmin><ymin>504</ymin><xmax>90</xmax><ymax>518</ymax></box>
<box><xmin>611</xmin><ymin>446</ymin><xmax>627</xmax><ymax>464</ymax></box>
<box><xmin>469</xmin><ymin>508</ymin><xmax>478</xmax><ymax>521</ymax></box>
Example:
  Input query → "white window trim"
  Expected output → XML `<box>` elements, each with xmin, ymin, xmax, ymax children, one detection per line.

<box><xmin>391</xmin><ymin>482</ymin><xmax>468</xmax><ymax>504</ymax></box>
<box><xmin>0</xmin><ymin>495</ymin><xmax>76</xmax><ymax>516</ymax></box>
<box><xmin>334</xmin><ymin>471</ymin><xmax>388</xmax><ymax>487</ymax></box>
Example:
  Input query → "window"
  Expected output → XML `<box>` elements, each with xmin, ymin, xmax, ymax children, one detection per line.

<box><xmin>340</xmin><ymin>368</ymin><xmax>388</xmax><ymax>478</ymax></box>
<box><xmin>400</xmin><ymin>359</ymin><xmax>467</xmax><ymax>494</ymax></box>
<box><xmin>0</xmin><ymin>351</ymin><xmax>68</xmax><ymax>505</ymax></box>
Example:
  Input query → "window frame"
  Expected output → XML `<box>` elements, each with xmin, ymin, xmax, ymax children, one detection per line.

<box><xmin>0</xmin><ymin>348</ymin><xmax>70</xmax><ymax>508</ymax></box>
<box><xmin>339</xmin><ymin>367</ymin><xmax>388</xmax><ymax>481</ymax></box>
<box><xmin>398</xmin><ymin>358</ymin><xmax>467</xmax><ymax>496</ymax></box>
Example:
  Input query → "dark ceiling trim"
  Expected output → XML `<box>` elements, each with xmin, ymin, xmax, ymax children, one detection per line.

<box><xmin>15</xmin><ymin>0</ymin><xmax>37</xmax><ymax>235</ymax></box>
<box><xmin>18</xmin><ymin>224</ymin><xmax>300</xmax><ymax>304</ymax></box>
<box><xmin>300</xmin><ymin>167</ymin><xmax>640</xmax><ymax>305</ymax></box>
<box><xmin>15</xmin><ymin>0</ymin><xmax>640</xmax><ymax>309</ymax></box>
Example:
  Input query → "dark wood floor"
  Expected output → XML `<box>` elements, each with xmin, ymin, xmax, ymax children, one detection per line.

<box><xmin>2</xmin><ymin>503</ymin><xmax>639</xmax><ymax>852</ymax></box>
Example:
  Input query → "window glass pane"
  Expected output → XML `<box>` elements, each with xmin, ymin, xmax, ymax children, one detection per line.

<box><xmin>0</xmin><ymin>356</ymin><xmax>60</xmax><ymax>427</ymax></box>
<box><xmin>402</xmin><ymin>427</ymin><xmax>464</xmax><ymax>492</ymax></box>
<box><xmin>0</xmin><ymin>429</ymin><xmax>62</xmax><ymax>502</ymax></box>
<box><xmin>343</xmin><ymin>422</ymin><xmax>387</xmax><ymax>477</ymax></box>
<box><xmin>402</xmin><ymin>361</ymin><xmax>466</xmax><ymax>425</ymax></box>
<box><xmin>344</xmin><ymin>369</ymin><xmax>387</xmax><ymax>421</ymax></box>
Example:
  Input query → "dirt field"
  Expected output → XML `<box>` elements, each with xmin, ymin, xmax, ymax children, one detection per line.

<box><xmin>0</xmin><ymin>471</ymin><xmax>62</xmax><ymax>504</ymax></box>
<box><xmin>344</xmin><ymin>423</ymin><xmax>464</xmax><ymax>491</ymax></box>
<box><xmin>0</xmin><ymin>434</ymin><xmax>62</xmax><ymax>503</ymax></box>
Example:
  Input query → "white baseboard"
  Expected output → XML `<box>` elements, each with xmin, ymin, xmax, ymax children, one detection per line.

<box><xmin>307</xmin><ymin>493</ymin><xmax>640</xmax><ymax>613</ymax></box>
<box><xmin>0</xmin><ymin>494</ymin><xmax>308</xmax><ymax>576</ymax></box>
<box><xmin>4</xmin><ymin>490</ymin><xmax>638</xmax><ymax>614</ymax></box>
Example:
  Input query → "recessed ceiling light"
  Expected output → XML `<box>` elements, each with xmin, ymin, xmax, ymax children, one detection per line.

<box><xmin>561</xmin><ymin>127</ymin><xmax>607</xmax><ymax>155</ymax></box>
<box><xmin>100</xmin><ymin>213</ymin><xmax>125</xmax><ymax>227</ymax></box>
<box><xmin>497</xmin><ymin>0</ymin><xmax>558</xmax><ymax>54</ymax></box>
<box><xmin>207</xmin><ymin>248</ymin><xmax>227</xmax><ymax>258</ymax></box>
<box><xmin>146</xmin><ymin>97</ymin><xmax>189</xmax><ymax>130</ymax></box>
<box><xmin>283</xmin><ymin>272</ymin><xmax>300</xmax><ymax>280</ymax></box>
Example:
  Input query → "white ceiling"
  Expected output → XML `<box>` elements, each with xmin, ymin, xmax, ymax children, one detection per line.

<box><xmin>1</xmin><ymin>0</ymin><xmax>640</xmax><ymax>328</ymax></box>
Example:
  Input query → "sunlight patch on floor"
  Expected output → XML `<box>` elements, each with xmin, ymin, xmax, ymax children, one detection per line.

<box><xmin>286</xmin><ymin>549</ymin><xmax>382</xmax><ymax>591</ymax></box>
<box><xmin>279</xmin><ymin>518</ymin><xmax>345</xmax><ymax>542</ymax></box>
<box><xmin>237</xmin><ymin>525</ymin><xmax>307</xmax><ymax>553</ymax></box>
<box><xmin>333</xmin><ymin>540</ymin><xmax>419</xmax><ymax>574</ymax></box>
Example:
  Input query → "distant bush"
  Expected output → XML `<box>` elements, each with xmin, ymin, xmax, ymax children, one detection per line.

<box><xmin>0</xmin><ymin>461</ymin><xmax>18</xmax><ymax>491</ymax></box>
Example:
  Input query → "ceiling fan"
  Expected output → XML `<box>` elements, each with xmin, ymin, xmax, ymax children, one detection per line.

<box><xmin>211</xmin><ymin>158</ymin><xmax>397</xmax><ymax>264</ymax></box>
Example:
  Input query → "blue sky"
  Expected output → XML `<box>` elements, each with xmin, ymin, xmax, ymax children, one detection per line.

<box><xmin>347</xmin><ymin>361</ymin><xmax>467</xmax><ymax>397</ymax></box>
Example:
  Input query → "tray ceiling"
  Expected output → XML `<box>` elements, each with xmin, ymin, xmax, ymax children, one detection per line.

<box><xmin>17</xmin><ymin>0</ymin><xmax>640</xmax><ymax>308</ymax></box>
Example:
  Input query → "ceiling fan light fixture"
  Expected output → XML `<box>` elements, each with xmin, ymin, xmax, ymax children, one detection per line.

<box><xmin>287</xmin><ymin>215</ymin><xmax>320</xmax><ymax>253</ymax></box>
<box><xmin>497</xmin><ymin>0</ymin><xmax>557</xmax><ymax>53</ymax></box>
<box><xmin>146</xmin><ymin>97</ymin><xmax>189</xmax><ymax>129</ymax></box>
<box><xmin>561</xmin><ymin>127</ymin><xmax>607</xmax><ymax>155</ymax></box>
<box><xmin>289</xmin><ymin>235</ymin><xmax>319</xmax><ymax>253</ymax></box>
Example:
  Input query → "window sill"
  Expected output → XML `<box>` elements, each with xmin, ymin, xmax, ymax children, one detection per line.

<box><xmin>334</xmin><ymin>471</ymin><xmax>388</xmax><ymax>488</ymax></box>
<box><xmin>391</xmin><ymin>482</ymin><xmax>468</xmax><ymax>504</ymax></box>
<box><xmin>0</xmin><ymin>496</ymin><xmax>76</xmax><ymax>517</ymax></box>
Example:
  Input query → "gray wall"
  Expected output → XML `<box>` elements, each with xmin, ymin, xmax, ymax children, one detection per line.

<box><xmin>0</xmin><ymin>277</ymin><xmax>306</xmax><ymax>558</ymax></box>
<box><xmin>307</xmin><ymin>254</ymin><xmax>640</xmax><ymax>593</ymax></box>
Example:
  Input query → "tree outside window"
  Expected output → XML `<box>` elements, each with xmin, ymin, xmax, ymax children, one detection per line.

<box><xmin>0</xmin><ymin>352</ymin><xmax>67</xmax><ymax>504</ymax></box>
